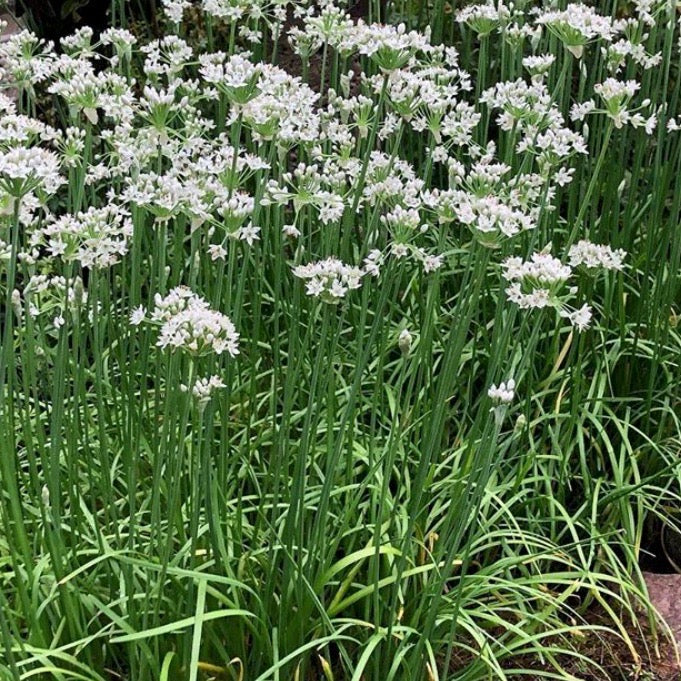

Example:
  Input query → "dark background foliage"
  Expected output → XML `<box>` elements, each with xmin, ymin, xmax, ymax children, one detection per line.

<box><xmin>16</xmin><ymin>0</ymin><xmax>158</xmax><ymax>41</ymax></box>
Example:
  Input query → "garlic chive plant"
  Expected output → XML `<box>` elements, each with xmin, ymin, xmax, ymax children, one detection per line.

<box><xmin>1</xmin><ymin>0</ymin><xmax>680</xmax><ymax>679</ymax></box>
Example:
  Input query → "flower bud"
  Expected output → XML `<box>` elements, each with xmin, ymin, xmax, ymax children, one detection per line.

<box><xmin>398</xmin><ymin>328</ymin><xmax>412</xmax><ymax>356</ymax></box>
<box><xmin>41</xmin><ymin>484</ymin><xmax>51</xmax><ymax>510</ymax></box>
<box><xmin>514</xmin><ymin>413</ymin><xmax>527</xmax><ymax>433</ymax></box>
<box><xmin>73</xmin><ymin>277</ymin><xmax>84</xmax><ymax>307</ymax></box>
<box><xmin>11</xmin><ymin>289</ymin><xmax>22</xmax><ymax>324</ymax></box>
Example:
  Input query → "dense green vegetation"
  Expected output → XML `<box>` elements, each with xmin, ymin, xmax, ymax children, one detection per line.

<box><xmin>1</xmin><ymin>0</ymin><xmax>680</xmax><ymax>678</ymax></box>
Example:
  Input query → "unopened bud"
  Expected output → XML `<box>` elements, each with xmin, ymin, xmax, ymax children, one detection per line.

<box><xmin>318</xmin><ymin>655</ymin><xmax>334</xmax><ymax>681</ymax></box>
<box><xmin>41</xmin><ymin>484</ymin><xmax>50</xmax><ymax>509</ymax></box>
<box><xmin>73</xmin><ymin>277</ymin><xmax>84</xmax><ymax>307</ymax></box>
<box><xmin>11</xmin><ymin>289</ymin><xmax>22</xmax><ymax>323</ymax></box>
<box><xmin>398</xmin><ymin>328</ymin><xmax>412</xmax><ymax>357</ymax></box>
<box><xmin>340</xmin><ymin>73</ymin><xmax>351</xmax><ymax>98</ymax></box>
<box><xmin>514</xmin><ymin>413</ymin><xmax>527</xmax><ymax>432</ymax></box>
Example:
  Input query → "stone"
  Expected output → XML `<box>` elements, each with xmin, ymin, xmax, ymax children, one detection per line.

<box><xmin>643</xmin><ymin>572</ymin><xmax>681</xmax><ymax>676</ymax></box>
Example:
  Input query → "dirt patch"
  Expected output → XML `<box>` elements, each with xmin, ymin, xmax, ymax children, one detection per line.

<box><xmin>447</xmin><ymin>603</ymin><xmax>680</xmax><ymax>680</ymax></box>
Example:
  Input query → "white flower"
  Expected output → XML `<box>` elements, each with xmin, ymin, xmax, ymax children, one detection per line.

<box><xmin>423</xmin><ymin>254</ymin><xmax>443</xmax><ymax>273</ymax></box>
<box><xmin>431</xmin><ymin>146</ymin><xmax>449</xmax><ymax>163</ymax></box>
<box><xmin>234</xmin><ymin>223</ymin><xmax>261</xmax><ymax>245</ymax></box>
<box><xmin>190</xmin><ymin>375</ymin><xmax>226</xmax><ymax>407</ymax></box>
<box><xmin>130</xmin><ymin>306</ymin><xmax>146</xmax><ymax>326</ymax></box>
<box><xmin>644</xmin><ymin>114</ymin><xmax>657</xmax><ymax>135</ymax></box>
<box><xmin>554</xmin><ymin>168</ymin><xmax>575</xmax><ymax>186</ymax></box>
<box><xmin>559</xmin><ymin>303</ymin><xmax>593</xmax><ymax>331</ymax></box>
<box><xmin>570</xmin><ymin>100</ymin><xmax>597</xmax><ymax>122</ymax></box>
<box><xmin>391</xmin><ymin>243</ymin><xmax>409</xmax><ymax>258</ymax></box>
<box><xmin>488</xmin><ymin>379</ymin><xmax>515</xmax><ymax>404</ymax></box>
<box><xmin>208</xmin><ymin>244</ymin><xmax>228</xmax><ymax>260</ymax></box>
<box><xmin>522</xmin><ymin>54</ymin><xmax>556</xmax><ymax>78</ymax></box>
<box><xmin>568</xmin><ymin>240</ymin><xmax>626</xmax><ymax>270</ymax></box>
<box><xmin>363</xmin><ymin>249</ymin><xmax>383</xmax><ymax>277</ymax></box>
<box><xmin>161</xmin><ymin>0</ymin><xmax>191</xmax><ymax>23</ymax></box>
<box><xmin>282</xmin><ymin>224</ymin><xmax>301</xmax><ymax>238</ymax></box>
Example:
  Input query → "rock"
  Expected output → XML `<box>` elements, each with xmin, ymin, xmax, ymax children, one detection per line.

<box><xmin>643</xmin><ymin>572</ymin><xmax>681</xmax><ymax>676</ymax></box>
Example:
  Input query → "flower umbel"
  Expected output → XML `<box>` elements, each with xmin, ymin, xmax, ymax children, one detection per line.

<box><xmin>147</xmin><ymin>286</ymin><xmax>240</xmax><ymax>356</ymax></box>
<box><xmin>292</xmin><ymin>258</ymin><xmax>365</xmax><ymax>303</ymax></box>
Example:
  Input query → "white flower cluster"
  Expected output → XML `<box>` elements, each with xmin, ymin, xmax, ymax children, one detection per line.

<box><xmin>21</xmin><ymin>274</ymin><xmax>88</xmax><ymax>327</ymax></box>
<box><xmin>263</xmin><ymin>163</ymin><xmax>345</xmax><ymax>226</ymax></box>
<box><xmin>0</xmin><ymin>30</ymin><xmax>54</xmax><ymax>94</ymax></box>
<box><xmin>481</xmin><ymin>79</ymin><xmax>559</xmax><ymax>130</ymax></box>
<box><xmin>503</xmin><ymin>251</ymin><xmax>594</xmax><ymax>330</ymax></box>
<box><xmin>572</xmin><ymin>78</ymin><xmax>655</xmax><ymax>132</ymax></box>
<box><xmin>47</xmin><ymin>54</ymin><xmax>134</xmax><ymax>125</ymax></box>
<box><xmin>198</xmin><ymin>52</ymin><xmax>262</xmax><ymax>104</ymax></box>
<box><xmin>481</xmin><ymin>79</ymin><xmax>588</xmax><ymax>174</ymax></box>
<box><xmin>488</xmin><ymin>379</ymin><xmax>516</xmax><ymax>404</ymax></box>
<box><xmin>536</xmin><ymin>4</ymin><xmax>615</xmax><ymax>58</ymax></box>
<box><xmin>141</xmin><ymin>287</ymin><xmax>240</xmax><ymax>356</ymax></box>
<box><xmin>568</xmin><ymin>240</ymin><xmax>626</xmax><ymax>270</ymax></box>
<box><xmin>342</xmin><ymin>21</ymin><xmax>433</xmax><ymax>71</ymax></box>
<box><xmin>0</xmin><ymin>147</ymin><xmax>64</xmax><ymax>198</ymax></box>
<box><xmin>31</xmin><ymin>205</ymin><xmax>133</xmax><ymax>268</ymax></box>
<box><xmin>292</xmin><ymin>258</ymin><xmax>365</xmax><ymax>303</ymax></box>
<box><xmin>100</xmin><ymin>27</ymin><xmax>137</xmax><ymax>67</ymax></box>
<box><xmin>457</xmin><ymin>3</ymin><xmax>511</xmax><ymax>36</ymax></box>
<box><xmin>502</xmin><ymin>242</ymin><xmax>626</xmax><ymax>331</ymax></box>
<box><xmin>503</xmin><ymin>252</ymin><xmax>573</xmax><ymax>311</ymax></box>
<box><xmin>423</xmin><ymin>161</ymin><xmax>544</xmax><ymax>246</ymax></box>
<box><xmin>522</xmin><ymin>54</ymin><xmax>556</xmax><ymax>81</ymax></box>
<box><xmin>0</xmin><ymin>0</ymin><xmax>658</xmax><ymax>371</ymax></box>
<box><xmin>161</xmin><ymin>0</ymin><xmax>191</xmax><ymax>22</ymax></box>
<box><xmin>162</xmin><ymin>0</ymin><xmax>284</xmax><ymax>28</ymax></box>
<box><xmin>604</xmin><ymin>38</ymin><xmax>662</xmax><ymax>74</ymax></box>
<box><xmin>181</xmin><ymin>374</ymin><xmax>226</xmax><ymax>407</ymax></box>
<box><xmin>239</xmin><ymin>65</ymin><xmax>320</xmax><ymax>146</ymax></box>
